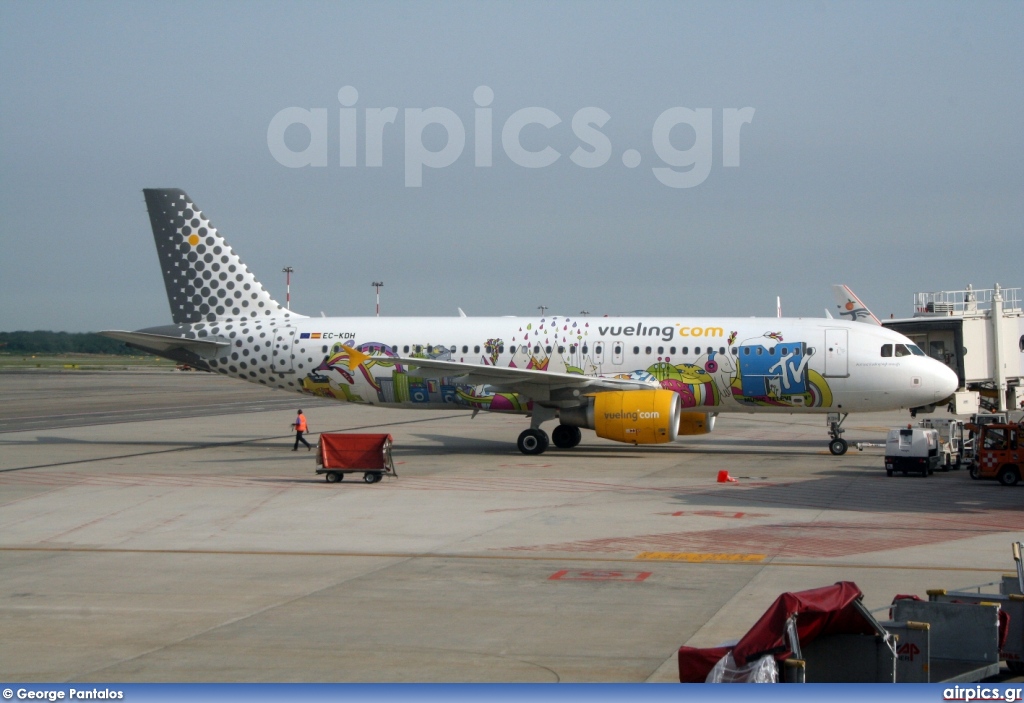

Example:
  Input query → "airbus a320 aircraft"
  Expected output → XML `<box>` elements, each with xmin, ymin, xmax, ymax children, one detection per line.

<box><xmin>102</xmin><ymin>189</ymin><xmax>958</xmax><ymax>456</ymax></box>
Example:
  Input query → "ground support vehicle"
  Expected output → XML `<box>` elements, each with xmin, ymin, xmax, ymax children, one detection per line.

<box><xmin>315</xmin><ymin>433</ymin><xmax>396</xmax><ymax>484</ymax></box>
<box><xmin>966</xmin><ymin>420</ymin><xmax>1022</xmax><ymax>486</ymax></box>
<box><xmin>885</xmin><ymin>426</ymin><xmax>940</xmax><ymax>477</ymax></box>
<box><xmin>918</xmin><ymin>419</ymin><xmax>965</xmax><ymax>470</ymax></box>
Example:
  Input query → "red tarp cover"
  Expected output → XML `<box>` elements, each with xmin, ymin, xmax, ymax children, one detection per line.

<box><xmin>318</xmin><ymin>433</ymin><xmax>392</xmax><ymax>470</ymax></box>
<box><xmin>678</xmin><ymin>581</ymin><xmax>876</xmax><ymax>682</ymax></box>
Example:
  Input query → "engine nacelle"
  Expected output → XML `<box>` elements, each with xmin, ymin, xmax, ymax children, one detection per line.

<box><xmin>559</xmin><ymin>390</ymin><xmax>681</xmax><ymax>445</ymax></box>
<box><xmin>678</xmin><ymin>411</ymin><xmax>716</xmax><ymax>435</ymax></box>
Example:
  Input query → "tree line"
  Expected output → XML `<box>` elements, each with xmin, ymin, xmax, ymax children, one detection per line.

<box><xmin>0</xmin><ymin>331</ymin><xmax>132</xmax><ymax>355</ymax></box>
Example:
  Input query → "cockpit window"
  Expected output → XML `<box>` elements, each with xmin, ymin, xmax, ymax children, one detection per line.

<box><xmin>894</xmin><ymin>344</ymin><xmax>911</xmax><ymax>357</ymax></box>
<box><xmin>908</xmin><ymin>344</ymin><xmax>925</xmax><ymax>356</ymax></box>
<box><xmin>881</xmin><ymin>344</ymin><xmax>893</xmax><ymax>357</ymax></box>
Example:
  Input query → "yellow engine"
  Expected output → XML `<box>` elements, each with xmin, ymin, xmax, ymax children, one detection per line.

<box><xmin>677</xmin><ymin>411</ymin><xmax>716</xmax><ymax>435</ymax></box>
<box><xmin>574</xmin><ymin>390</ymin><xmax>681</xmax><ymax>445</ymax></box>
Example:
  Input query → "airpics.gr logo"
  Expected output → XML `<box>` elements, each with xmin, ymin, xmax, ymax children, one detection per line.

<box><xmin>267</xmin><ymin>86</ymin><xmax>755</xmax><ymax>188</ymax></box>
<box><xmin>604</xmin><ymin>411</ymin><xmax>661</xmax><ymax>422</ymax></box>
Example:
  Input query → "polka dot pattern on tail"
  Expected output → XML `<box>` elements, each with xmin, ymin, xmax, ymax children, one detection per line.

<box><xmin>143</xmin><ymin>189</ymin><xmax>293</xmax><ymax>324</ymax></box>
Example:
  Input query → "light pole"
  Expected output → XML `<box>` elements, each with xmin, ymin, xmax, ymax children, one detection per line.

<box><xmin>282</xmin><ymin>267</ymin><xmax>294</xmax><ymax>310</ymax></box>
<box><xmin>537</xmin><ymin>305</ymin><xmax>548</xmax><ymax>317</ymax></box>
<box><xmin>371</xmin><ymin>281</ymin><xmax>384</xmax><ymax>316</ymax></box>
<box><xmin>579</xmin><ymin>310</ymin><xmax>590</xmax><ymax>316</ymax></box>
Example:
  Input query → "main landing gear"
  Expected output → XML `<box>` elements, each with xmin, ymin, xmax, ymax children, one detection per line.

<box><xmin>516</xmin><ymin>424</ymin><xmax>583</xmax><ymax>454</ymax></box>
<box><xmin>827</xmin><ymin>412</ymin><xmax>849</xmax><ymax>455</ymax></box>
<box><xmin>516</xmin><ymin>406</ymin><xmax>582</xmax><ymax>455</ymax></box>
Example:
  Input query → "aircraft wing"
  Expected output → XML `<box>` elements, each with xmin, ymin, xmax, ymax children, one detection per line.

<box><xmin>831</xmin><ymin>284</ymin><xmax>881</xmax><ymax>325</ymax></box>
<box><xmin>98</xmin><ymin>330</ymin><xmax>231</xmax><ymax>357</ymax></box>
<box><xmin>388</xmin><ymin>356</ymin><xmax>659</xmax><ymax>393</ymax></box>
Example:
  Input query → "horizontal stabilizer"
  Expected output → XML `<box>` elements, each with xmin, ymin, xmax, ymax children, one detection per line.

<box><xmin>98</xmin><ymin>330</ymin><xmax>231</xmax><ymax>357</ymax></box>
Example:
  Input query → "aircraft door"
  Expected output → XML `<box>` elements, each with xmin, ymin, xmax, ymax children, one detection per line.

<box><xmin>271</xmin><ymin>326</ymin><xmax>296</xmax><ymax>374</ymax></box>
<box><xmin>612</xmin><ymin>341</ymin><xmax>624</xmax><ymax>365</ymax></box>
<box><xmin>823</xmin><ymin>328</ymin><xmax>849</xmax><ymax>378</ymax></box>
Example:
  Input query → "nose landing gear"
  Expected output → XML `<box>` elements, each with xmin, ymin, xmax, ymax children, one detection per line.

<box><xmin>827</xmin><ymin>412</ymin><xmax>849</xmax><ymax>455</ymax></box>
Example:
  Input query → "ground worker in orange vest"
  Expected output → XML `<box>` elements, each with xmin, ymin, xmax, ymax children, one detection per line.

<box><xmin>292</xmin><ymin>409</ymin><xmax>311</xmax><ymax>451</ymax></box>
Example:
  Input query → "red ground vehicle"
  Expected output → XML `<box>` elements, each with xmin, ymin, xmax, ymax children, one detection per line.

<box><xmin>968</xmin><ymin>420</ymin><xmax>1022</xmax><ymax>486</ymax></box>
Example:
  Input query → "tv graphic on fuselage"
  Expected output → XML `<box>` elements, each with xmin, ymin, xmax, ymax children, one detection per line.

<box><xmin>101</xmin><ymin>189</ymin><xmax>958</xmax><ymax>456</ymax></box>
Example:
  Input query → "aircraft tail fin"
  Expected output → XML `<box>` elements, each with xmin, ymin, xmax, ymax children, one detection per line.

<box><xmin>143</xmin><ymin>188</ymin><xmax>299</xmax><ymax>324</ymax></box>
<box><xmin>831</xmin><ymin>284</ymin><xmax>881</xmax><ymax>325</ymax></box>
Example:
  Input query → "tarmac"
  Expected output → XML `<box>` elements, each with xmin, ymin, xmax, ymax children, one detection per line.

<box><xmin>1</xmin><ymin>369</ymin><xmax>1021</xmax><ymax>682</ymax></box>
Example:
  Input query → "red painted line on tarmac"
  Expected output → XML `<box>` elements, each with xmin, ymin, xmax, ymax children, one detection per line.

<box><xmin>549</xmin><ymin>569</ymin><xmax>652</xmax><ymax>582</ymax></box>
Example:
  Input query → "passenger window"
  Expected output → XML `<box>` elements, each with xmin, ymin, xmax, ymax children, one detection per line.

<box><xmin>645</xmin><ymin>346</ymin><xmax>652</xmax><ymax>355</ymax></box>
<box><xmin>582</xmin><ymin>344</ymin><xmax>589</xmax><ymax>354</ymax></box>
<box><xmin>462</xmin><ymin>345</ymin><xmax>468</xmax><ymax>353</ymax></box>
<box><xmin>744</xmin><ymin>348</ymin><xmax>750</xmax><ymax>355</ymax></box>
<box><xmin>719</xmin><ymin>347</ymin><xmax>725</xmax><ymax>354</ymax></box>
<box><xmin>499</xmin><ymin>345</ymin><xmax>505</xmax><ymax>353</ymax></box>
<box><xmin>682</xmin><ymin>347</ymin><xmax>689</xmax><ymax>355</ymax></box>
<box><xmin>403</xmin><ymin>345</ymin><xmax>410</xmax><ymax>353</ymax></box>
<box><xmin>558</xmin><ymin>345</ymin><xmax>565</xmax><ymax>353</ymax></box>
<box><xmin>534</xmin><ymin>345</ymin><xmax>540</xmax><ymax>354</ymax></box>
<box><xmin>414</xmin><ymin>345</ymin><xmax>422</xmax><ymax>353</ymax></box>
<box><xmin>731</xmin><ymin>347</ymin><xmax>738</xmax><ymax>355</ymax></box>
<box><xmin>695</xmin><ymin>346</ymin><xmax>702</xmax><ymax>355</ymax></box>
<box><xmin>881</xmin><ymin>344</ymin><xmax>892</xmax><ymax>357</ymax></box>
<box><xmin>756</xmin><ymin>347</ymin><xmax>763</xmax><ymax>355</ymax></box>
<box><xmin>474</xmin><ymin>345</ymin><xmax>480</xmax><ymax>353</ymax></box>
<box><xmin>658</xmin><ymin>346</ymin><xmax>664</xmax><ymax>354</ymax></box>
<box><xmin>670</xmin><ymin>346</ymin><xmax>677</xmax><ymax>354</ymax></box>
<box><xmin>450</xmin><ymin>345</ymin><xmax>456</xmax><ymax>353</ymax></box>
<box><xmin>632</xmin><ymin>346</ymin><xmax>639</xmax><ymax>355</ymax></box>
<box><xmin>594</xmin><ymin>344</ymin><xmax>602</xmax><ymax>354</ymax></box>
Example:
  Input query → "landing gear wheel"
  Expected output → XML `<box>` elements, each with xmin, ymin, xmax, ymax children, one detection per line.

<box><xmin>325</xmin><ymin>472</ymin><xmax>341</xmax><ymax>483</ymax></box>
<box><xmin>828</xmin><ymin>438</ymin><xmax>848</xmax><ymax>456</ymax></box>
<box><xmin>517</xmin><ymin>428</ymin><xmax>549</xmax><ymax>455</ymax></box>
<box><xmin>551</xmin><ymin>425</ymin><xmax>582</xmax><ymax>449</ymax></box>
<box><xmin>997</xmin><ymin>466</ymin><xmax>1020</xmax><ymax>487</ymax></box>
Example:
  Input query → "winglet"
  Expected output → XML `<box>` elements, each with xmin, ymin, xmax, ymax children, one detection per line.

<box><xmin>831</xmin><ymin>284</ymin><xmax>881</xmax><ymax>325</ymax></box>
<box><xmin>343</xmin><ymin>343</ymin><xmax>371</xmax><ymax>370</ymax></box>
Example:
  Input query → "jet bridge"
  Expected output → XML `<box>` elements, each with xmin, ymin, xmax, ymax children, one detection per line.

<box><xmin>883</xmin><ymin>284</ymin><xmax>1024</xmax><ymax>413</ymax></box>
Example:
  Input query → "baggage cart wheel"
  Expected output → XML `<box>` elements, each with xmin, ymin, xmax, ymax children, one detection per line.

<box><xmin>373</xmin><ymin>472</ymin><xmax>383</xmax><ymax>483</ymax></box>
<box><xmin>363</xmin><ymin>472</ymin><xmax>377</xmax><ymax>484</ymax></box>
<box><xmin>325</xmin><ymin>472</ymin><xmax>342</xmax><ymax>483</ymax></box>
<box><xmin>828</xmin><ymin>438</ymin><xmax>848</xmax><ymax>456</ymax></box>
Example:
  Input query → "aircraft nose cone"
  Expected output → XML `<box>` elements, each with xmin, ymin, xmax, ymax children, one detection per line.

<box><xmin>933</xmin><ymin>362</ymin><xmax>958</xmax><ymax>399</ymax></box>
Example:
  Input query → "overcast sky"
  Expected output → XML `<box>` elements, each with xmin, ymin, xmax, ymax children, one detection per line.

<box><xmin>1</xmin><ymin>1</ymin><xmax>1021</xmax><ymax>332</ymax></box>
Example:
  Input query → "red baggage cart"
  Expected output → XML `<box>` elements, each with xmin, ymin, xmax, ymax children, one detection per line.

<box><xmin>315</xmin><ymin>433</ymin><xmax>397</xmax><ymax>484</ymax></box>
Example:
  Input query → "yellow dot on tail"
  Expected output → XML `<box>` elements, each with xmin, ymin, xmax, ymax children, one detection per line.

<box><xmin>188</xmin><ymin>234</ymin><xmax>199</xmax><ymax>246</ymax></box>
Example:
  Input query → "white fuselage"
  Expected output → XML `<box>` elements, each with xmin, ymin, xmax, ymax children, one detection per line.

<box><xmin>161</xmin><ymin>314</ymin><xmax>957</xmax><ymax>416</ymax></box>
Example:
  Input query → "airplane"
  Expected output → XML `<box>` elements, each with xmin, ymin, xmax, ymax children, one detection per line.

<box><xmin>101</xmin><ymin>189</ymin><xmax>959</xmax><ymax>457</ymax></box>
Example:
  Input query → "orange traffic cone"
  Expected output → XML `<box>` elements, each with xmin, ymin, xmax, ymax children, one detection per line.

<box><xmin>717</xmin><ymin>470</ymin><xmax>738</xmax><ymax>483</ymax></box>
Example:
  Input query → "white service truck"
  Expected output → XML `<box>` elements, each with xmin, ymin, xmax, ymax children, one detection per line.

<box><xmin>885</xmin><ymin>426</ymin><xmax>940</xmax><ymax>477</ymax></box>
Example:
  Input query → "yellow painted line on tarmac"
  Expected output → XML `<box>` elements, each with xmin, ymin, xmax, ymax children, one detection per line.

<box><xmin>636</xmin><ymin>551</ymin><xmax>766</xmax><ymax>563</ymax></box>
<box><xmin>0</xmin><ymin>545</ymin><xmax>1012</xmax><ymax>574</ymax></box>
